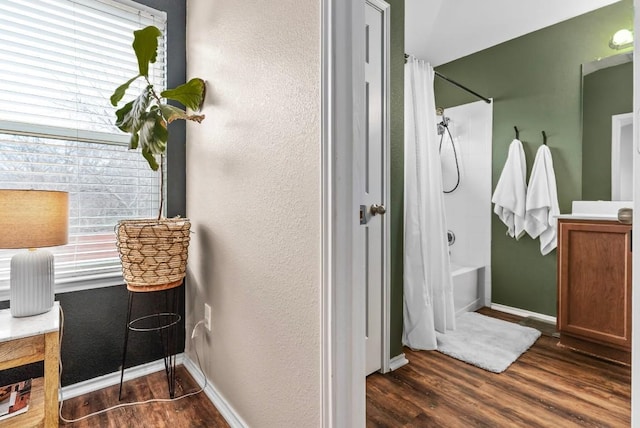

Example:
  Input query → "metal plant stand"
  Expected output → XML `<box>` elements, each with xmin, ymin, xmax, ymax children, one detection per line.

<box><xmin>119</xmin><ymin>282</ymin><xmax>182</xmax><ymax>400</ymax></box>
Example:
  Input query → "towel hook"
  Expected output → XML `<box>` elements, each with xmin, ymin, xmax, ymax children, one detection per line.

<box><xmin>542</xmin><ymin>130</ymin><xmax>547</xmax><ymax>145</ymax></box>
<box><xmin>514</xmin><ymin>126</ymin><xmax>519</xmax><ymax>140</ymax></box>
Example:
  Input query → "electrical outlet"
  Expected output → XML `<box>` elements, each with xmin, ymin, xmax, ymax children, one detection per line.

<box><xmin>204</xmin><ymin>303</ymin><xmax>211</xmax><ymax>331</ymax></box>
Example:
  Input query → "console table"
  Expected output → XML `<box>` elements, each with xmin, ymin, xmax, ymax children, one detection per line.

<box><xmin>0</xmin><ymin>302</ymin><xmax>60</xmax><ymax>427</ymax></box>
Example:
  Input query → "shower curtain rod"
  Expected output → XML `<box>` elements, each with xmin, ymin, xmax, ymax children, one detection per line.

<box><xmin>404</xmin><ymin>54</ymin><xmax>492</xmax><ymax>104</ymax></box>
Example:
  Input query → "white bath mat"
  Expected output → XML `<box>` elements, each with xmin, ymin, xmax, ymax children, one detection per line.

<box><xmin>436</xmin><ymin>312</ymin><xmax>541</xmax><ymax>373</ymax></box>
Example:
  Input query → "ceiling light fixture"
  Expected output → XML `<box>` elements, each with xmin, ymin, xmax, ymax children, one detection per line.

<box><xmin>609</xmin><ymin>29</ymin><xmax>633</xmax><ymax>50</ymax></box>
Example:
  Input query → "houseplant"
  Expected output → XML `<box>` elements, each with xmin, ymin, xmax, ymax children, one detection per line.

<box><xmin>110</xmin><ymin>26</ymin><xmax>205</xmax><ymax>289</ymax></box>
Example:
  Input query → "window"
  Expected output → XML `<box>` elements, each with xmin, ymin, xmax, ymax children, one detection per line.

<box><xmin>0</xmin><ymin>0</ymin><xmax>168</xmax><ymax>296</ymax></box>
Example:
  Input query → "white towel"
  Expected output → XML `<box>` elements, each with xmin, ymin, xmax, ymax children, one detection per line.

<box><xmin>492</xmin><ymin>139</ymin><xmax>527</xmax><ymax>239</ymax></box>
<box><xmin>524</xmin><ymin>145</ymin><xmax>559</xmax><ymax>255</ymax></box>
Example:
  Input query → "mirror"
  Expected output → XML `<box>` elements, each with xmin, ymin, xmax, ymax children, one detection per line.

<box><xmin>581</xmin><ymin>51</ymin><xmax>633</xmax><ymax>201</ymax></box>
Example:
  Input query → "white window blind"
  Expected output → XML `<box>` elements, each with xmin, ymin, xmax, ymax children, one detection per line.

<box><xmin>0</xmin><ymin>0</ymin><xmax>168</xmax><ymax>292</ymax></box>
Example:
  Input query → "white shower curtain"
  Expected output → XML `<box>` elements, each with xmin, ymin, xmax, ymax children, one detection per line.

<box><xmin>403</xmin><ymin>57</ymin><xmax>456</xmax><ymax>350</ymax></box>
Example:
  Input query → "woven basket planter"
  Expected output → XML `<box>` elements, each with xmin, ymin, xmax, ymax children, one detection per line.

<box><xmin>116</xmin><ymin>218</ymin><xmax>191</xmax><ymax>289</ymax></box>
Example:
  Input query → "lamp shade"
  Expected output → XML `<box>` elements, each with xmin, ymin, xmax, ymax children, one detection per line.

<box><xmin>0</xmin><ymin>190</ymin><xmax>69</xmax><ymax>249</ymax></box>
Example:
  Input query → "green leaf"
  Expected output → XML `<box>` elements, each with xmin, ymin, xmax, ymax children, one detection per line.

<box><xmin>129</xmin><ymin>133</ymin><xmax>139</xmax><ymax>150</ymax></box>
<box><xmin>141</xmin><ymin>147</ymin><xmax>159</xmax><ymax>171</ymax></box>
<box><xmin>138</xmin><ymin>114</ymin><xmax>168</xmax><ymax>156</ymax></box>
<box><xmin>115</xmin><ymin>101</ymin><xmax>133</xmax><ymax>133</ymax></box>
<box><xmin>110</xmin><ymin>75</ymin><xmax>140</xmax><ymax>106</ymax></box>
<box><xmin>159</xmin><ymin>104</ymin><xmax>186</xmax><ymax>122</ymax></box>
<box><xmin>132</xmin><ymin>26</ymin><xmax>162</xmax><ymax>77</ymax></box>
<box><xmin>153</xmin><ymin>115</ymin><xmax>169</xmax><ymax>147</ymax></box>
<box><xmin>115</xmin><ymin>86</ymin><xmax>151</xmax><ymax>133</ymax></box>
<box><xmin>161</xmin><ymin>78</ymin><xmax>206</xmax><ymax>111</ymax></box>
<box><xmin>160</xmin><ymin>104</ymin><xmax>206</xmax><ymax>124</ymax></box>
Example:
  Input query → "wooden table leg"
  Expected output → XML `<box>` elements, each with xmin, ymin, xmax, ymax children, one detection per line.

<box><xmin>44</xmin><ymin>331</ymin><xmax>59</xmax><ymax>427</ymax></box>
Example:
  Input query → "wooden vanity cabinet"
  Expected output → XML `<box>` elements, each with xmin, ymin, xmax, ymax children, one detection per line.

<box><xmin>557</xmin><ymin>218</ymin><xmax>632</xmax><ymax>365</ymax></box>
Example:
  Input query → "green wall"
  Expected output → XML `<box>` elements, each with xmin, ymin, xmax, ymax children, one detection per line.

<box><xmin>389</xmin><ymin>0</ymin><xmax>405</xmax><ymax>358</ymax></box>
<box><xmin>432</xmin><ymin>0</ymin><xmax>632</xmax><ymax>316</ymax></box>
<box><xmin>582</xmin><ymin>60</ymin><xmax>633</xmax><ymax>200</ymax></box>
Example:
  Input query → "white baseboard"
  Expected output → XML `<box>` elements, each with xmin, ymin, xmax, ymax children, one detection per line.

<box><xmin>456</xmin><ymin>298</ymin><xmax>483</xmax><ymax>316</ymax></box>
<box><xmin>389</xmin><ymin>353</ymin><xmax>409</xmax><ymax>371</ymax></box>
<box><xmin>60</xmin><ymin>354</ymin><xmax>185</xmax><ymax>401</ymax></box>
<box><xmin>490</xmin><ymin>303</ymin><xmax>556</xmax><ymax>324</ymax></box>
<box><xmin>59</xmin><ymin>353</ymin><xmax>246</xmax><ymax>428</ymax></box>
<box><xmin>183</xmin><ymin>355</ymin><xmax>248</xmax><ymax>428</ymax></box>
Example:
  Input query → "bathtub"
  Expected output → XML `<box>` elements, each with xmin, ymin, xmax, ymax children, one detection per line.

<box><xmin>451</xmin><ymin>263</ymin><xmax>483</xmax><ymax>315</ymax></box>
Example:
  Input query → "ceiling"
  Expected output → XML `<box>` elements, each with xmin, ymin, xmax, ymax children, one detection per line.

<box><xmin>405</xmin><ymin>0</ymin><xmax>623</xmax><ymax>66</ymax></box>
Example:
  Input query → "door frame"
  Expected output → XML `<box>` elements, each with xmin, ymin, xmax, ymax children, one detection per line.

<box><xmin>365</xmin><ymin>0</ymin><xmax>392</xmax><ymax>375</ymax></box>
<box><xmin>321</xmin><ymin>0</ymin><xmax>367</xmax><ymax>426</ymax></box>
<box><xmin>632</xmin><ymin>1</ymin><xmax>640</xmax><ymax>425</ymax></box>
<box><xmin>321</xmin><ymin>0</ymin><xmax>393</xmax><ymax>424</ymax></box>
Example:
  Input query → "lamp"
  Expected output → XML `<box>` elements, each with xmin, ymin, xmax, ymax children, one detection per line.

<box><xmin>0</xmin><ymin>190</ymin><xmax>68</xmax><ymax>317</ymax></box>
<box><xmin>609</xmin><ymin>29</ymin><xmax>633</xmax><ymax>50</ymax></box>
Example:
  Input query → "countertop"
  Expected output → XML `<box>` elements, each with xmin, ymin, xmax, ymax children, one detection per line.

<box><xmin>556</xmin><ymin>214</ymin><xmax>621</xmax><ymax>221</ymax></box>
<box><xmin>0</xmin><ymin>302</ymin><xmax>60</xmax><ymax>343</ymax></box>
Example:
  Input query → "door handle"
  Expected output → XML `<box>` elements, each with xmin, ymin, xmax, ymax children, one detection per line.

<box><xmin>370</xmin><ymin>204</ymin><xmax>386</xmax><ymax>216</ymax></box>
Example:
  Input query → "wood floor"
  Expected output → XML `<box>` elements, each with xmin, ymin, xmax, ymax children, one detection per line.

<box><xmin>59</xmin><ymin>366</ymin><xmax>229</xmax><ymax>428</ymax></box>
<box><xmin>367</xmin><ymin>308</ymin><xmax>631</xmax><ymax>427</ymax></box>
<box><xmin>58</xmin><ymin>308</ymin><xmax>631</xmax><ymax>427</ymax></box>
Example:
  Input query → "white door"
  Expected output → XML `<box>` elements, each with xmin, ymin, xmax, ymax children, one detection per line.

<box><xmin>362</xmin><ymin>0</ymin><xmax>389</xmax><ymax>376</ymax></box>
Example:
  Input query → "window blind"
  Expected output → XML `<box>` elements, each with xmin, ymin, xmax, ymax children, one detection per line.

<box><xmin>0</xmin><ymin>0</ymin><xmax>167</xmax><ymax>292</ymax></box>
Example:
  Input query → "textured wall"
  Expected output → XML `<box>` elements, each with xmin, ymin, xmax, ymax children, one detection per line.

<box><xmin>434</xmin><ymin>0</ymin><xmax>632</xmax><ymax>316</ymax></box>
<box><xmin>185</xmin><ymin>1</ymin><xmax>321</xmax><ymax>426</ymax></box>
